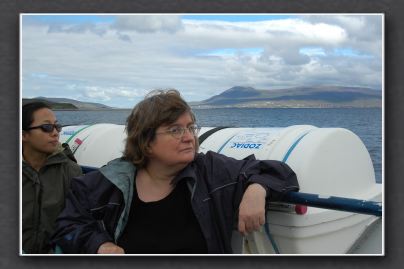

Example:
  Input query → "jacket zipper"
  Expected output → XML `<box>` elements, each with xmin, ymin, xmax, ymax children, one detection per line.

<box><xmin>32</xmin><ymin>173</ymin><xmax>41</xmax><ymax>253</ymax></box>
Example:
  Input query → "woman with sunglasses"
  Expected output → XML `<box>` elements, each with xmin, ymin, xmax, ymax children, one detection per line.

<box><xmin>22</xmin><ymin>101</ymin><xmax>82</xmax><ymax>254</ymax></box>
<box><xmin>52</xmin><ymin>90</ymin><xmax>299</xmax><ymax>254</ymax></box>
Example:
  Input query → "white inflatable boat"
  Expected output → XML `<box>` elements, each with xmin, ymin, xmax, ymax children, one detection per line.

<box><xmin>59</xmin><ymin>124</ymin><xmax>383</xmax><ymax>255</ymax></box>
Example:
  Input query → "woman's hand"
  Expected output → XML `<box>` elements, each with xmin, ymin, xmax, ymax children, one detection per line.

<box><xmin>97</xmin><ymin>242</ymin><xmax>125</xmax><ymax>254</ymax></box>
<box><xmin>238</xmin><ymin>183</ymin><xmax>267</xmax><ymax>236</ymax></box>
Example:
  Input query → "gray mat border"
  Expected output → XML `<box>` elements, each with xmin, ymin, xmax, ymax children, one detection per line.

<box><xmin>1</xmin><ymin>0</ymin><xmax>402</xmax><ymax>268</ymax></box>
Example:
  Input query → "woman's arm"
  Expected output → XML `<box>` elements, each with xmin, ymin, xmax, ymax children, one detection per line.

<box><xmin>238</xmin><ymin>155</ymin><xmax>299</xmax><ymax>234</ymax></box>
<box><xmin>237</xmin><ymin>183</ymin><xmax>267</xmax><ymax>235</ymax></box>
<box><xmin>51</xmin><ymin>172</ymin><xmax>118</xmax><ymax>254</ymax></box>
<box><xmin>199</xmin><ymin>151</ymin><xmax>299</xmax><ymax>235</ymax></box>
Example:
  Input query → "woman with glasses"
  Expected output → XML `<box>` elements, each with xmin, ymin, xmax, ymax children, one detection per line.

<box><xmin>52</xmin><ymin>90</ymin><xmax>299</xmax><ymax>254</ymax></box>
<box><xmin>22</xmin><ymin>101</ymin><xmax>82</xmax><ymax>253</ymax></box>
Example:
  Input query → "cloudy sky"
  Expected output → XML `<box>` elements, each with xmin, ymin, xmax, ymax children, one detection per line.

<box><xmin>21</xmin><ymin>14</ymin><xmax>383</xmax><ymax>108</ymax></box>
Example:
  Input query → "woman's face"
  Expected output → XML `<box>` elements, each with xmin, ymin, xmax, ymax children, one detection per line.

<box><xmin>22</xmin><ymin>108</ymin><xmax>60</xmax><ymax>155</ymax></box>
<box><xmin>148</xmin><ymin>112</ymin><xmax>197</xmax><ymax>167</ymax></box>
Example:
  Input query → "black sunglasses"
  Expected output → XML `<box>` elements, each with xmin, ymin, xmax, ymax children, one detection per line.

<box><xmin>26</xmin><ymin>123</ymin><xmax>63</xmax><ymax>133</ymax></box>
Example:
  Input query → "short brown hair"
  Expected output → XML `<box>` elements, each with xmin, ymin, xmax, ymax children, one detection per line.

<box><xmin>123</xmin><ymin>89</ymin><xmax>198</xmax><ymax>168</ymax></box>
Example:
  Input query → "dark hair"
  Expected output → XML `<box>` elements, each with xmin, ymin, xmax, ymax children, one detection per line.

<box><xmin>22</xmin><ymin>101</ymin><xmax>52</xmax><ymax>131</ymax></box>
<box><xmin>124</xmin><ymin>89</ymin><xmax>198</xmax><ymax>168</ymax></box>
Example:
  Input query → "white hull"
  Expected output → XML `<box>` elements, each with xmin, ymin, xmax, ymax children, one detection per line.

<box><xmin>60</xmin><ymin>124</ymin><xmax>383</xmax><ymax>255</ymax></box>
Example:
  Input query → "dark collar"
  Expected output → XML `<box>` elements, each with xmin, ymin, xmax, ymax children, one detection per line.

<box><xmin>171</xmin><ymin>161</ymin><xmax>198</xmax><ymax>186</ymax></box>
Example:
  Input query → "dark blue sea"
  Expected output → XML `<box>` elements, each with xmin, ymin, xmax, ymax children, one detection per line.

<box><xmin>55</xmin><ymin>108</ymin><xmax>382</xmax><ymax>183</ymax></box>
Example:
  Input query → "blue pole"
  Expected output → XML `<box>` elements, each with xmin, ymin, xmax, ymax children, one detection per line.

<box><xmin>282</xmin><ymin>192</ymin><xmax>382</xmax><ymax>217</ymax></box>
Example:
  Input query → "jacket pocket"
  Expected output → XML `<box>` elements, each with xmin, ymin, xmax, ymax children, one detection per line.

<box><xmin>90</xmin><ymin>202</ymin><xmax>122</xmax><ymax>236</ymax></box>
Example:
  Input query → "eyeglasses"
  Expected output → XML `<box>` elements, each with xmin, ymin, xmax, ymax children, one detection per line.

<box><xmin>156</xmin><ymin>125</ymin><xmax>201</xmax><ymax>139</ymax></box>
<box><xmin>25</xmin><ymin>123</ymin><xmax>63</xmax><ymax>133</ymax></box>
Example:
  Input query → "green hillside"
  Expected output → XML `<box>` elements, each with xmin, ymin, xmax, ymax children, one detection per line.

<box><xmin>22</xmin><ymin>98</ymin><xmax>78</xmax><ymax>110</ymax></box>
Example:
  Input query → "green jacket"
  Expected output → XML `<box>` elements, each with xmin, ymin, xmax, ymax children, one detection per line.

<box><xmin>22</xmin><ymin>144</ymin><xmax>82</xmax><ymax>254</ymax></box>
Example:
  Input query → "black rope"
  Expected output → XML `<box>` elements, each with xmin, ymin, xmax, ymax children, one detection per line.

<box><xmin>198</xmin><ymin>126</ymin><xmax>230</xmax><ymax>145</ymax></box>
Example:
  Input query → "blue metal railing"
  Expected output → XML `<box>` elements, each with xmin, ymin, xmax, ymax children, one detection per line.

<box><xmin>282</xmin><ymin>191</ymin><xmax>382</xmax><ymax>217</ymax></box>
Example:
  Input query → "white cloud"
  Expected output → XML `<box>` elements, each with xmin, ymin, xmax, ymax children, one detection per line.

<box><xmin>300</xmin><ymin>47</ymin><xmax>326</xmax><ymax>56</ymax></box>
<box><xmin>21</xmin><ymin>14</ymin><xmax>383</xmax><ymax>107</ymax></box>
<box><xmin>82</xmin><ymin>86</ymin><xmax>149</xmax><ymax>101</ymax></box>
<box><xmin>84</xmin><ymin>87</ymin><xmax>111</xmax><ymax>101</ymax></box>
<box><xmin>263</xmin><ymin>19</ymin><xmax>347</xmax><ymax>44</ymax></box>
<box><xmin>112</xmin><ymin>15</ymin><xmax>183</xmax><ymax>33</ymax></box>
<box><xmin>47</xmin><ymin>22</ymin><xmax>107</xmax><ymax>36</ymax></box>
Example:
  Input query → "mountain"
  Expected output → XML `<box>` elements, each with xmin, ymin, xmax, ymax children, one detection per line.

<box><xmin>23</xmin><ymin>97</ymin><xmax>114</xmax><ymax>110</ymax></box>
<box><xmin>23</xmin><ymin>86</ymin><xmax>382</xmax><ymax>110</ymax></box>
<box><xmin>191</xmin><ymin>86</ymin><xmax>382</xmax><ymax>108</ymax></box>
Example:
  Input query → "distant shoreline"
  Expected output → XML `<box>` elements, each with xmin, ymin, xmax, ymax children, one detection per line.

<box><xmin>26</xmin><ymin>86</ymin><xmax>382</xmax><ymax>110</ymax></box>
<box><xmin>53</xmin><ymin>108</ymin><xmax>132</xmax><ymax>111</ymax></box>
<box><xmin>190</xmin><ymin>105</ymin><xmax>381</xmax><ymax>109</ymax></box>
<box><xmin>54</xmin><ymin>106</ymin><xmax>382</xmax><ymax>111</ymax></box>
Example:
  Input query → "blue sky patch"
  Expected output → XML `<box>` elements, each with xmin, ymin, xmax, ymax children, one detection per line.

<box><xmin>182</xmin><ymin>14</ymin><xmax>294</xmax><ymax>22</ymax></box>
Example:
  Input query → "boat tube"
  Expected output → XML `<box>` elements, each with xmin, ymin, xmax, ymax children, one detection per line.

<box><xmin>59</xmin><ymin>124</ymin><xmax>382</xmax><ymax>254</ymax></box>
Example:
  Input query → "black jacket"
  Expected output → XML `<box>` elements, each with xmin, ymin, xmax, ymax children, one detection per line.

<box><xmin>52</xmin><ymin>151</ymin><xmax>299</xmax><ymax>254</ymax></box>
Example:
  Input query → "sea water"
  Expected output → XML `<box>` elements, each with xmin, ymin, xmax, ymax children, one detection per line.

<box><xmin>55</xmin><ymin>108</ymin><xmax>382</xmax><ymax>183</ymax></box>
